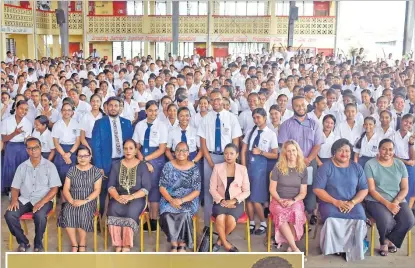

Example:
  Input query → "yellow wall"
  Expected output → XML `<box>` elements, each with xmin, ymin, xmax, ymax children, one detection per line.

<box><xmin>94</xmin><ymin>1</ymin><xmax>113</xmax><ymax>15</ymax></box>
<box><xmin>91</xmin><ymin>42</ymin><xmax>112</xmax><ymax>59</ymax></box>
<box><xmin>8</xmin><ymin>34</ymin><xmax>29</xmax><ymax>59</ymax></box>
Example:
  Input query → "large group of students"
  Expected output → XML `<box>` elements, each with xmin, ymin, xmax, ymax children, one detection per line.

<box><xmin>1</xmin><ymin>46</ymin><xmax>415</xmax><ymax>261</ymax></box>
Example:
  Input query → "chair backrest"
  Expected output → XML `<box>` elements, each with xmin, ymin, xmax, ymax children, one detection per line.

<box><xmin>269</xmin><ymin>171</ymin><xmax>272</xmax><ymax>203</ymax></box>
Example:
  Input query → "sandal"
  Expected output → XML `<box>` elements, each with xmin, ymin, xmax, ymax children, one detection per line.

<box><xmin>388</xmin><ymin>245</ymin><xmax>397</xmax><ymax>253</ymax></box>
<box><xmin>17</xmin><ymin>243</ymin><xmax>30</xmax><ymax>252</ymax></box>
<box><xmin>379</xmin><ymin>249</ymin><xmax>388</xmax><ymax>256</ymax></box>
<box><xmin>78</xmin><ymin>245</ymin><xmax>86</xmax><ymax>252</ymax></box>
<box><xmin>72</xmin><ymin>245</ymin><xmax>79</xmax><ymax>252</ymax></box>
<box><xmin>249</xmin><ymin>224</ymin><xmax>256</xmax><ymax>234</ymax></box>
<box><xmin>34</xmin><ymin>247</ymin><xmax>44</xmax><ymax>252</ymax></box>
<box><xmin>122</xmin><ymin>247</ymin><xmax>131</xmax><ymax>252</ymax></box>
<box><xmin>115</xmin><ymin>246</ymin><xmax>122</xmax><ymax>252</ymax></box>
<box><xmin>170</xmin><ymin>245</ymin><xmax>178</xmax><ymax>252</ymax></box>
<box><xmin>254</xmin><ymin>225</ymin><xmax>267</xmax><ymax>235</ymax></box>
<box><xmin>177</xmin><ymin>245</ymin><xmax>187</xmax><ymax>252</ymax></box>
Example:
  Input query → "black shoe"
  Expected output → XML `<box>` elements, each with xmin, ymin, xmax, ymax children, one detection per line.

<box><xmin>309</xmin><ymin>215</ymin><xmax>317</xmax><ymax>225</ymax></box>
<box><xmin>254</xmin><ymin>226</ymin><xmax>267</xmax><ymax>235</ymax></box>
<box><xmin>212</xmin><ymin>243</ymin><xmax>221</xmax><ymax>252</ymax></box>
<box><xmin>264</xmin><ymin>207</ymin><xmax>270</xmax><ymax>218</ymax></box>
<box><xmin>150</xmin><ymin>219</ymin><xmax>157</xmax><ymax>231</ymax></box>
<box><xmin>143</xmin><ymin>221</ymin><xmax>150</xmax><ymax>232</ymax></box>
<box><xmin>17</xmin><ymin>243</ymin><xmax>30</xmax><ymax>252</ymax></box>
<box><xmin>249</xmin><ymin>224</ymin><xmax>255</xmax><ymax>234</ymax></box>
<box><xmin>228</xmin><ymin>246</ymin><xmax>239</xmax><ymax>252</ymax></box>
<box><xmin>97</xmin><ymin>221</ymin><xmax>101</xmax><ymax>233</ymax></box>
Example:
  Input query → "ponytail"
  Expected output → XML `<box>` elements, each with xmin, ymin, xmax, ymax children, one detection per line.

<box><xmin>355</xmin><ymin>131</ymin><xmax>366</xmax><ymax>150</ymax></box>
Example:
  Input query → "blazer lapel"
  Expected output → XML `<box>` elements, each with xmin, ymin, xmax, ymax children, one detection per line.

<box><xmin>218</xmin><ymin>163</ymin><xmax>228</xmax><ymax>188</ymax></box>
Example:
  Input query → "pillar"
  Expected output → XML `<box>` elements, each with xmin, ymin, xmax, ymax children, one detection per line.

<box><xmin>0</xmin><ymin>0</ymin><xmax>6</xmax><ymax>60</ymax></box>
<box><xmin>58</xmin><ymin>0</ymin><xmax>69</xmax><ymax>56</ymax></box>
<box><xmin>403</xmin><ymin>1</ymin><xmax>415</xmax><ymax>56</ymax></box>
<box><xmin>32</xmin><ymin>0</ymin><xmax>38</xmax><ymax>59</ymax></box>
<box><xmin>269</xmin><ymin>0</ymin><xmax>277</xmax><ymax>49</ymax></box>
<box><xmin>82</xmin><ymin>0</ymin><xmax>89</xmax><ymax>58</ymax></box>
<box><xmin>172</xmin><ymin>0</ymin><xmax>179</xmax><ymax>56</ymax></box>
<box><xmin>287</xmin><ymin>1</ymin><xmax>296</xmax><ymax>47</ymax></box>
<box><xmin>206</xmin><ymin>0</ymin><xmax>214</xmax><ymax>57</ymax></box>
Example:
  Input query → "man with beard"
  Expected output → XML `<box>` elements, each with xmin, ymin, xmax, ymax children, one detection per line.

<box><xmin>278</xmin><ymin>96</ymin><xmax>325</xmax><ymax>225</ymax></box>
<box><xmin>91</xmin><ymin>97</ymin><xmax>133</xmax><ymax>219</ymax></box>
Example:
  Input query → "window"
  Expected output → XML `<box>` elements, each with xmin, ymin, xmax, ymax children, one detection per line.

<box><xmin>246</xmin><ymin>1</ymin><xmax>266</xmax><ymax>16</ymax></box>
<box><xmin>229</xmin><ymin>43</ymin><xmax>268</xmax><ymax>58</ymax></box>
<box><xmin>220</xmin><ymin>1</ymin><xmax>267</xmax><ymax>16</ymax></box>
<box><xmin>177</xmin><ymin>1</ymin><xmax>208</xmax><ymax>16</ymax></box>
<box><xmin>276</xmin><ymin>1</ymin><xmax>290</xmax><ymax>16</ymax></box>
<box><xmin>127</xmin><ymin>1</ymin><xmax>144</xmax><ymax>15</ymax></box>
<box><xmin>113</xmin><ymin>41</ymin><xmax>145</xmax><ymax>61</ymax></box>
<box><xmin>6</xmin><ymin>38</ymin><xmax>16</xmax><ymax>56</ymax></box>
<box><xmin>155</xmin><ymin>0</ymin><xmax>167</xmax><ymax>15</ymax></box>
<box><xmin>297</xmin><ymin>1</ymin><xmax>314</xmax><ymax>16</ymax></box>
<box><xmin>235</xmin><ymin>2</ymin><xmax>246</xmax><ymax>16</ymax></box>
<box><xmin>198</xmin><ymin>2</ymin><xmax>207</xmax><ymax>15</ymax></box>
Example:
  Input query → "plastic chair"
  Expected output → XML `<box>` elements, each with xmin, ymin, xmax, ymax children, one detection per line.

<box><xmin>57</xmin><ymin>198</ymin><xmax>101</xmax><ymax>252</ymax></box>
<box><xmin>104</xmin><ymin>196</ymin><xmax>150</xmax><ymax>252</ymax></box>
<box><xmin>8</xmin><ymin>196</ymin><xmax>57</xmax><ymax>252</ymax></box>
<box><xmin>156</xmin><ymin>215</ymin><xmax>198</xmax><ymax>252</ymax></box>
<box><xmin>369</xmin><ymin>217</ymin><xmax>412</xmax><ymax>257</ymax></box>
<box><xmin>209</xmin><ymin>202</ymin><xmax>251</xmax><ymax>252</ymax></box>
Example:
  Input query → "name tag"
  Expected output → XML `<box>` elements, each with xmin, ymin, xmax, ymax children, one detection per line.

<box><xmin>72</xmin><ymin>129</ymin><xmax>77</xmax><ymax>135</ymax></box>
<box><xmin>223</xmin><ymin>127</ymin><xmax>230</xmax><ymax>135</ymax></box>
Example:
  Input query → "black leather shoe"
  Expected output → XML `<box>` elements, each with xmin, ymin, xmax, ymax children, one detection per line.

<box><xmin>309</xmin><ymin>215</ymin><xmax>317</xmax><ymax>225</ymax></box>
<box><xmin>254</xmin><ymin>226</ymin><xmax>267</xmax><ymax>235</ymax></box>
<box><xmin>228</xmin><ymin>246</ymin><xmax>239</xmax><ymax>252</ymax></box>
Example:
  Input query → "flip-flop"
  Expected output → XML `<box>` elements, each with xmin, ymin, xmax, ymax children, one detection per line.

<box><xmin>388</xmin><ymin>245</ymin><xmax>397</xmax><ymax>253</ymax></box>
<box><xmin>379</xmin><ymin>249</ymin><xmax>388</xmax><ymax>256</ymax></box>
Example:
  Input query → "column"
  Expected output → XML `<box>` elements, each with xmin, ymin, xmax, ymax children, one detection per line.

<box><xmin>82</xmin><ymin>0</ymin><xmax>89</xmax><ymax>58</ymax></box>
<box><xmin>172</xmin><ymin>0</ymin><xmax>179</xmax><ymax>56</ymax></box>
<box><xmin>32</xmin><ymin>0</ymin><xmax>38</xmax><ymax>59</ymax></box>
<box><xmin>206</xmin><ymin>0</ymin><xmax>214</xmax><ymax>57</ymax></box>
<box><xmin>58</xmin><ymin>0</ymin><xmax>69</xmax><ymax>56</ymax></box>
<box><xmin>403</xmin><ymin>1</ymin><xmax>415</xmax><ymax>56</ymax></box>
<box><xmin>269</xmin><ymin>0</ymin><xmax>277</xmax><ymax>49</ymax></box>
<box><xmin>0</xmin><ymin>0</ymin><xmax>6</xmax><ymax>60</ymax></box>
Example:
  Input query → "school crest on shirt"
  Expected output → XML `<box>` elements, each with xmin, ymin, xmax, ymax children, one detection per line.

<box><xmin>371</xmin><ymin>145</ymin><xmax>378</xmax><ymax>152</ymax></box>
<box><xmin>223</xmin><ymin>127</ymin><xmax>230</xmax><ymax>135</ymax></box>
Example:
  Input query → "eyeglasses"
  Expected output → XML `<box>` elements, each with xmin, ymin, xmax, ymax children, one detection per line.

<box><xmin>77</xmin><ymin>154</ymin><xmax>91</xmax><ymax>159</ymax></box>
<box><xmin>26</xmin><ymin>146</ymin><xmax>40</xmax><ymax>152</ymax></box>
<box><xmin>175</xmin><ymin>149</ymin><xmax>189</xmax><ymax>154</ymax></box>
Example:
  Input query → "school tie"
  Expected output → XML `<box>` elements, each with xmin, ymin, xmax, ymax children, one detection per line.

<box><xmin>409</xmin><ymin>104</ymin><xmax>414</xmax><ymax>114</ymax></box>
<box><xmin>252</xmin><ymin>130</ymin><xmax>263</xmax><ymax>149</ymax></box>
<box><xmin>396</xmin><ymin>113</ymin><xmax>402</xmax><ymax>131</ymax></box>
<box><xmin>215</xmin><ymin>113</ymin><xmax>222</xmax><ymax>153</ymax></box>
<box><xmin>181</xmin><ymin>130</ymin><xmax>187</xmax><ymax>143</ymax></box>
<box><xmin>112</xmin><ymin>119</ymin><xmax>122</xmax><ymax>156</ymax></box>
<box><xmin>143</xmin><ymin>123</ymin><xmax>153</xmax><ymax>154</ymax></box>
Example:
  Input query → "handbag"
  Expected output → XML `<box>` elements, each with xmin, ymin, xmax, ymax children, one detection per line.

<box><xmin>197</xmin><ymin>226</ymin><xmax>218</xmax><ymax>252</ymax></box>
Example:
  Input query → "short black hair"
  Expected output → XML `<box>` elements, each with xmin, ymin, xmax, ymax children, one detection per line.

<box><xmin>331</xmin><ymin>138</ymin><xmax>353</xmax><ymax>156</ymax></box>
<box><xmin>25</xmin><ymin>137</ymin><xmax>41</xmax><ymax>147</ymax></box>
<box><xmin>251</xmin><ymin>257</ymin><xmax>293</xmax><ymax>268</ymax></box>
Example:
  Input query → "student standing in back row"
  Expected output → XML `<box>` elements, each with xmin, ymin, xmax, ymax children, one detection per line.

<box><xmin>198</xmin><ymin>90</ymin><xmax>242</xmax><ymax>226</ymax></box>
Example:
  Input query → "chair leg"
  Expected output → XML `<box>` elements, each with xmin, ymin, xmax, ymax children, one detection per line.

<box><xmin>94</xmin><ymin>216</ymin><xmax>97</xmax><ymax>252</ymax></box>
<box><xmin>370</xmin><ymin>223</ymin><xmax>376</xmax><ymax>257</ymax></box>
<box><xmin>23</xmin><ymin>221</ymin><xmax>28</xmax><ymax>235</ymax></box>
<box><xmin>140</xmin><ymin>215</ymin><xmax>144</xmax><ymax>252</ymax></box>
<box><xmin>155</xmin><ymin>219</ymin><xmax>160</xmax><ymax>252</ymax></box>
<box><xmin>146</xmin><ymin>214</ymin><xmax>152</xmax><ymax>238</ymax></box>
<box><xmin>209</xmin><ymin>220</ymin><xmax>213</xmax><ymax>252</ymax></box>
<box><xmin>44</xmin><ymin>222</ymin><xmax>48</xmax><ymax>252</ymax></box>
<box><xmin>193</xmin><ymin>217</ymin><xmax>197</xmax><ymax>252</ymax></box>
<box><xmin>305</xmin><ymin>220</ymin><xmax>309</xmax><ymax>256</ymax></box>
<box><xmin>58</xmin><ymin>227</ymin><xmax>62</xmax><ymax>252</ymax></box>
<box><xmin>246</xmin><ymin>220</ymin><xmax>251</xmax><ymax>252</ymax></box>
<box><xmin>104</xmin><ymin>218</ymin><xmax>108</xmax><ymax>251</ymax></box>
<box><xmin>9</xmin><ymin>232</ymin><xmax>13</xmax><ymax>251</ymax></box>
<box><xmin>408</xmin><ymin>230</ymin><xmax>412</xmax><ymax>257</ymax></box>
<box><xmin>267</xmin><ymin>217</ymin><xmax>271</xmax><ymax>252</ymax></box>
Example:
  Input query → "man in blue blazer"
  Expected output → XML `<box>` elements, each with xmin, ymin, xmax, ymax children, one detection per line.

<box><xmin>92</xmin><ymin>97</ymin><xmax>133</xmax><ymax>216</ymax></box>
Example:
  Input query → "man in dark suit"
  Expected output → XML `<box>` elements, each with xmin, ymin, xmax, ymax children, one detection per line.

<box><xmin>92</xmin><ymin>97</ymin><xmax>133</xmax><ymax>217</ymax></box>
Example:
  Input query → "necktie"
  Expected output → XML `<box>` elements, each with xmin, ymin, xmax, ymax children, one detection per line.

<box><xmin>143</xmin><ymin>123</ymin><xmax>153</xmax><ymax>155</ymax></box>
<box><xmin>409</xmin><ymin>104</ymin><xmax>414</xmax><ymax>114</ymax></box>
<box><xmin>181</xmin><ymin>130</ymin><xmax>187</xmax><ymax>143</ymax></box>
<box><xmin>215</xmin><ymin>113</ymin><xmax>222</xmax><ymax>153</ymax></box>
<box><xmin>396</xmin><ymin>113</ymin><xmax>402</xmax><ymax>131</ymax></box>
<box><xmin>112</xmin><ymin>119</ymin><xmax>122</xmax><ymax>156</ymax></box>
<box><xmin>252</xmin><ymin>130</ymin><xmax>263</xmax><ymax>149</ymax></box>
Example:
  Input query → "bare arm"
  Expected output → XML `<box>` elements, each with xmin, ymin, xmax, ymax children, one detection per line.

<box><xmin>145</xmin><ymin>143</ymin><xmax>166</xmax><ymax>161</ymax></box>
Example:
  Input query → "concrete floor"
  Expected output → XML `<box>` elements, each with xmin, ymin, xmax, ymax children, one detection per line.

<box><xmin>2</xmin><ymin>196</ymin><xmax>414</xmax><ymax>268</ymax></box>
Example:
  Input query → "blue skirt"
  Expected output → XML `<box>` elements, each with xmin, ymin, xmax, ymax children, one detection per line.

<box><xmin>41</xmin><ymin>152</ymin><xmax>51</xmax><ymax>159</ymax></box>
<box><xmin>2</xmin><ymin>142</ymin><xmax>29</xmax><ymax>189</ymax></box>
<box><xmin>54</xmin><ymin>144</ymin><xmax>77</xmax><ymax>183</ymax></box>
<box><xmin>143</xmin><ymin>146</ymin><xmax>166</xmax><ymax>202</ymax></box>
<box><xmin>405</xmin><ymin>164</ymin><xmax>415</xmax><ymax>202</ymax></box>
<box><xmin>247</xmin><ymin>152</ymin><xmax>268</xmax><ymax>203</ymax></box>
<box><xmin>358</xmin><ymin>156</ymin><xmax>373</xmax><ymax>169</ymax></box>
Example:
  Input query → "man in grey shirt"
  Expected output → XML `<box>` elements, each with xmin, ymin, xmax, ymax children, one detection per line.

<box><xmin>4</xmin><ymin>137</ymin><xmax>61</xmax><ymax>252</ymax></box>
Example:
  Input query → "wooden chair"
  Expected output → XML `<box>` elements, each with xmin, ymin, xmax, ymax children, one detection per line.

<box><xmin>103</xmin><ymin>196</ymin><xmax>151</xmax><ymax>252</ymax></box>
<box><xmin>155</xmin><ymin>215</ymin><xmax>198</xmax><ymax>252</ymax></box>
<box><xmin>57</xmin><ymin>198</ymin><xmax>101</xmax><ymax>252</ymax></box>
<box><xmin>209</xmin><ymin>202</ymin><xmax>251</xmax><ymax>252</ymax></box>
<box><xmin>369</xmin><ymin>217</ymin><xmax>412</xmax><ymax>257</ymax></box>
<box><xmin>8</xmin><ymin>196</ymin><xmax>56</xmax><ymax>252</ymax></box>
<box><xmin>266</xmin><ymin>172</ymin><xmax>309</xmax><ymax>255</ymax></box>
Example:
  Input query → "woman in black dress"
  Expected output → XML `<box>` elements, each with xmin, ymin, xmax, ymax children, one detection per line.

<box><xmin>107</xmin><ymin>139</ymin><xmax>152</xmax><ymax>252</ymax></box>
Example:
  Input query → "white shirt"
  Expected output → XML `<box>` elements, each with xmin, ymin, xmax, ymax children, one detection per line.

<box><xmin>307</xmin><ymin>111</ymin><xmax>326</xmax><ymax>128</ymax></box>
<box><xmin>318</xmin><ymin>131</ymin><xmax>339</xmax><ymax>158</ymax></box>
<box><xmin>133</xmin><ymin>118</ymin><xmax>168</xmax><ymax>148</ymax></box>
<box><xmin>391</xmin><ymin>130</ymin><xmax>413</xmax><ymax>160</ymax></box>
<box><xmin>79</xmin><ymin>112</ymin><xmax>103</xmax><ymax>139</ymax></box>
<box><xmin>114</xmin><ymin>78</ymin><xmax>127</xmax><ymax>91</ymax></box>
<box><xmin>26</xmin><ymin>102</ymin><xmax>43</xmax><ymax>124</ymax></box>
<box><xmin>372</xmin><ymin>85</ymin><xmax>384</xmax><ymax>101</ymax></box>
<box><xmin>163</xmin><ymin>118</ymin><xmax>179</xmax><ymax>131</ymax></box>
<box><xmin>31</xmin><ymin>129</ymin><xmax>55</xmax><ymax>153</ymax></box>
<box><xmin>122</xmin><ymin>99</ymin><xmax>139</xmax><ymax>122</ymax></box>
<box><xmin>167</xmin><ymin>125</ymin><xmax>199</xmax><ymax>153</ymax></box>
<box><xmin>334</xmin><ymin>120</ymin><xmax>364</xmax><ymax>145</ymax></box>
<box><xmin>242</xmin><ymin>126</ymin><xmax>278</xmax><ymax>152</ymax></box>
<box><xmin>36</xmin><ymin>107</ymin><xmax>59</xmax><ymax>124</ymax></box>
<box><xmin>190</xmin><ymin>112</ymin><xmax>206</xmax><ymax>130</ymax></box>
<box><xmin>353</xmin><ymin>133</ymin><xmax>382</xmax><ymax>157</ymax></box>
<box><xmin>73</xmin><ymin>100</ymin><xmax>92</xmax><ymax>123</ymax></box>
<box><xmin>109</xmin><ymin>116</ymin><xmax>124</xmax><ymax>158</ymax></box>
<box><xmin>375</xmin><ymin>126</ymin><xmax>395</xmax><ymax>139</ymax></box>
<box><xmin>280</xmin><ymin>109</ymin><xmax>294</xmax><ymax>123</ymax></box>
<box><xmin>238</xmin><ymin>96</ymin><xmax>249</xmax><ymax>112</ymax></box>
<box><xmin>134</xmin><ymin>90</ymin><xmax>153</xmax><ymax>111</ymax></box>
<box><xmin>51</xmin><ymin>118</ymin><xmax>80</xmax><ymax>145</ymax></box>
<box><xmin>11</xmin><ymin>84</ymin><xmax>27</xmax><ymax>98</ymax></box>
<box><xmin>1</xmin><ymin>115</ymin><xmax>32</xmax><ymax>142</ymax></box>
<box><xmin>188</xmin><ymin>83</ymin><xmax>202</xmax><ymax>103</ymax></box>
<box><xmin>238</xmin><ymin>109</ymin><xmax>255</xmax><ymax>135</ymax></box>
<box><xmin>147</xmin><ymin>88</ymin><xmax>163</xmax><ymax>102</ymax></box>
<box><xmin>358</xmin><ymin>104</ymin><xmax>374</xmax><ymax>119</ymax></box>
<box><xmin>197</xmin><ymin>110</ymin><xmax>242</xmax><ymax>152</ymax></box>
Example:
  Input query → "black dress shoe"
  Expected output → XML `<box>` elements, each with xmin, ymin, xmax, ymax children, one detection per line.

<box><xmin>212</xmin><ymin>243</ymin><xmax>221</xmax><ymax>252</ymax></box>
<box><xmin>309</xmin><ymin>215</ymin><xmax>317</xmax><ymax>225</ymax></box>
<box><xmin>254</xmin><ymin>226</ymin><xmax>267</xmax><ymax>235</ymax></box>
<box><xmin>228</xmin><ymin>246</ymin><xmax>239</xmax><ymax>252</ymax></box>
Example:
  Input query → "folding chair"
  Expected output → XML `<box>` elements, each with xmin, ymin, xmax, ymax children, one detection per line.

<box><xmin>9</xmin><ymin>196</ymin><xmax>56</xmax><ymax>252</ymax></box>
<box><xmin>156</xmin><ymin>215</ymin><xmax>198</xmax><ymax>252</ymax></box>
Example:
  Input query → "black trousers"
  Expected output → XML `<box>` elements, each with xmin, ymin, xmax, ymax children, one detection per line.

<box><xmin>4</xmin><ymin>200</ymin><xmax>53</xmax><ymax>248</ymax></box>
<box><xmin>304</xmin><ymin>159</ymin><xmax>318</xmax><ymax>214</ymax></box>
<box><xmin>366</xmin><ymin>201</ymin><xmax>415</xmax><ymax>248</ymax></box>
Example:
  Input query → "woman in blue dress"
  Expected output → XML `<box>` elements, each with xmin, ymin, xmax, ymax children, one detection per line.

<box><xmin>241</xmin><ymin>108</ymin><xmax>279</xmax><ymax>235</ymax></box>
<box><xmin>159</xmin><ymin>142</ymin><xmax>201</xmax><ymax>252</ymax></box>
<box><xmin>313</xmin><ymin>138</ymin><xmax>369</xmax><ymax>262</ymax></box>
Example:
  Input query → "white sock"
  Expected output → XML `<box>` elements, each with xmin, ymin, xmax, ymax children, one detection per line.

<box><xmin>250</xmin><ymin>221</ymin><xmax>255</xmax><ymax>227</ymax></box>
<box><xmin>260</xmin><ymin>221</ymin><xmax>267</xmax><ymax>228</ymax></box>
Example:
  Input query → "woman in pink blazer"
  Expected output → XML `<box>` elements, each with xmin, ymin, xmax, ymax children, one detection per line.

<box><xmin>209</xmin><ymin>143</ymin><xmax>251</xmax><ymax>252</ymax></box>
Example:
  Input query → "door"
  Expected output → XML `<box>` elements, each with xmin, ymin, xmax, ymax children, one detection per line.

<box><xmin>69</xmin><ymin>42</ymin><xmax>80</xmax><ymax>56</ymax></box>
<box><xmin>214</xmin><ymin>47</ymin><xmax>229</xmax><ymax>73</ymax></box>
<box><xmin>317</xmin><ymin>48</ymin><xmax>334</xmax><ymax>57</ymax></box>
<box><xmin>195</xmin><ymin>47</ymin><xmax>206</xmax><ymax>57</ymax></box>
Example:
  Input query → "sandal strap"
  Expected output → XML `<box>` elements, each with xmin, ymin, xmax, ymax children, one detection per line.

<box><xmin>177</xmin><ymin>245</ymin><xmax>187</xmax><ymax>250</ymax></box>
<box><xmin>170</xmin><ymin>245</ymin><xmax>178</xmax><ymax>250</ymax></box>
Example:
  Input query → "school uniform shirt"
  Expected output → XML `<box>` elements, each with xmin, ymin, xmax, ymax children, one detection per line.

<box><xmin>37</xmin><ymin>107</ymin><xmax>60</xmax><ymax>124</ymax></box>
<box><xmin>1</xmin><ymin>102</ymin><xmax>13</xmax><ymax>121</ymax></box>
<box><xmin>229</xmin><ymin>99</ymin><xmax>239</xmax><ymax>115</ymax></box>
<box><xmin>109</xmin><ymin>116</ymin><xmax>124</xmax><ymax>158</ymax></box>
<box><xmin>280</xmin><ymin>109</ymin><xmax>294</xmax><ymax>123</ymax></box>
<box><xmin>353</xmin><ymin>133</ymin><xmax>382</xmax><ymax>157</ymax></box>
<box><xmin>51</xmin><ymin>118</ymin><xmax>80</xmax><ymax>145</ymax></box>
<box><xmin>238</xmin><ymin>109</ymin><xmax>255</xmax><ymax>136</ymax></box>
<box><xmin>1</xmin><ymin>115</ymin><xmax>32</xmax><ymax>142</ymax></box>
<box><xmin>157</xmin><ymin>112</ymin><xmax>169</xmax><ymax>123</ymax></box>
<box><xmin>147</xmin><ymin>88</ymin><xmax>163</xmax><ymax>102</ymax></box>
<box><xmin>82</xmin><ymin>87</ymin><xmax>95</xmax><ymax>102</ymax></box>
<box><xmin>133</xmin><ymin>90</ymin><xmax>153</xmax><ymax>111</ymax></box>
<box><xmin>123</xmin><ymin>99</ymin><xmax>139</xmax><ymax>122</ymax></box>
<box><xmin>243</xmin><ymin>126</ymin><xmax>278</xmax><ymax>152</ymax></box>
<box><xmin>336</xmin><ymin>111</ymin><xmax>364</xmax><ymax>126</ymax></box>
<box><xmin>132</xmin><ymin>118</ymin><xmax>168</xmax><ymax>148</ymax></box>
<box><xmin>237</xmin><ymin>96</ymin><xmax>249</xmax><ymax>112</ymax></box>
<box><xmin>358</xmin><ymin>104</ymin><xmax>373</xmax><ymax>119</ymax></box>
<box><xmin>372</xmin><ymin>85</ymin><xmax>384</xmax><ymax>101</ymax></box>
<box><xmin>163</xmin><ymin>118</ymin><xmax>179</xmax><ymax>132</ymax></box>
<box><xmin>79</xmin><ymin>112</ymin><xmax>103</xmax><ymax>139</ymax></box>
<box><xmin>318</xmin><ymin>131</ymin><xmax>339</xmax><ymax>158</ymax></box>
<box><xmin>26</xmin><ymin>102</ymin><xmax>43</xmax><ymax>124</ymax></box>
<box><xmin>197</xmin><ymin>110</ymin><xmax>242</xmax><ymax>152</ymax></box>
<box><xmin>307</xmin><ymin>111</ymin><xmax>326</xmax><ymax>128</ymax></box>
<box><xmin>167</xmin><ymin>125</ymin><xmax>199</xmax><ymax>153</ymax></box>
<box><xmin>375</xmin><ymin>126</ymin><xmax>395</xmax><ymax>139</ymax></box>
<box><xmin>188</xmin><ymin>84</ymin><xmax>201</xmax><ymax>103</ymax></box>
<box><xmin>114</xmin><ymin>78</ymin><xmax>127</xmax><ymax>91</ymax></box>
<box><xmin>266</xmin><ymin>123</ymin><xmax>280</xmax><ymax>137</ymax></box>
<box><xmin>73</xmin><ymin>100</ymin><xmax>92</xmax><ymax>123</ymax></box>
<box><xmin>190</xmin><ymin>112</ymin><xmax>205</xmax><ymax>130</ymax></box>
<box><xmin>334</xmin><ymin>120</ymin><xmax>364</xmax><ymax>146</ymax></box>
<box><xmin>277</xmin><ymin>88</ymin><xmax>293</xmax><ymax>100</ymax></box>
<box><xmin>31</xmin><ymin>129</ymin><xmax>55</xmax><ymax>153</ymax></box>
<box><xmin>390</xmin><ymin>109</ymin><xmax>403</xmax><ymax>130</ymax></box>
<box><xmin>404</xmin><ymin>99</ymin><xmax>415</xmax><ymax>114</ymax></box>
<box><xmin>391</xmin><ymin>130</ymin><xmax>413</xmax><ymax>160</ymax></box>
